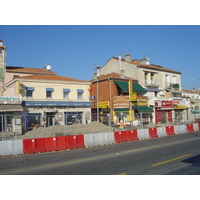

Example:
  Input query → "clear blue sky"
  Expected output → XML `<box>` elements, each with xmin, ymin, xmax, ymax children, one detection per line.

<box><xmin>1</xmin><ymin>25</ymin><xmax>200</xmax><ymax>90</ymax></box>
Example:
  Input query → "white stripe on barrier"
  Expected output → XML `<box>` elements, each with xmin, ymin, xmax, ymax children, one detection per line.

<box><xmin>179</xmin><ymin>125</ymin><xmax>188</xmax><ymax>134</ymax></box>
<box><xmin>138</xmin><ymin>129</ymin><xmax>150</xmax><ymax>140</ymax></box>
<box><xmin>174</xmin><ymin>125</ymin><xmax>182</xmax><ymax>134</ymax></box>
<box><xmin>157</xmin><ymin>127</ymin><xmax>167</xmax><ymax>137</ymax></box>
<box><xmin>0</xmin><ymin>139</ymin><xmax>23</xmax><ymax>156</ymax></box>
<box><xmin>193</xmin><ymin>123</ymin><xmax>199</xmax><ymax>132</ymax></box>
<box><xmin>84</xmin><ymin>132</ymin><xmax>115</xmax><ymax>147</ymax></box>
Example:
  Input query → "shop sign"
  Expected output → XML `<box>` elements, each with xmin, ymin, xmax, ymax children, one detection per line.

<box><xmin>132</xmin><ymin>102</ymin><xmax>148</xmax><ymax>106</ymax></box>
<box><xmin>98</xmin><ymin>101</ymin><xmax>109</xmax><ymax>108</ymax></box>
<box><xmin>155</xmin><ymin>100</ymin><xmax>172</xmax><ymax>107</ymax></box>
<box><xmin>0</xmin><ymin>96</ymin><xmax>21</xmax><ymax>104</ymax></box>
<box><xmin>113</xmin><ymin>96</ymin><xmax>129</xmax><ymax>108</ymax></box>
<box><xmin>129</xmin><ymin>92</ymin><xmax>137</xmax><ymax>101</ymax></box>
<box><xmin>172</xmin><ymin>100</ymin><xmax>179</xmax><ymax>105</ymax></box>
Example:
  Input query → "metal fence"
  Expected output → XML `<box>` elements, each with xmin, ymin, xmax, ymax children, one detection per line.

<box><xmin>0</xmin><ymin>112</ymin><xmax>196</xmax><ymax>141</ymax></box>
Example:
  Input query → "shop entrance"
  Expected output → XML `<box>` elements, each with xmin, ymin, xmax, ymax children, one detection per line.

<box><xmin>45</xmin><ymin>112</ymin><xmax>56</xmax><ymax>127</ymax></box>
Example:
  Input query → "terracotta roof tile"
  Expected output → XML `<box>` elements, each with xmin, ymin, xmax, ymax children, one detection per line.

<box><xmin>18</xmin><ymin>74</ymin><xmax>90</xmax><ymax>82</ymax></box>
<box><xmin>112</xmin><ymin>57</ymin><xmax>181</xmax><ymax>74</ymax></box>
<box><xmin>6</xmin><ymin>66</ymin><xmax>56</xmax><ymax>75</ymax></box>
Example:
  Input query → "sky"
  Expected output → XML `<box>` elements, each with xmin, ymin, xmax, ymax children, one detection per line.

<box><xmin>1</xmin><ymin>25</ymin><xmax>200</xmax><ymax>90</ymax></box>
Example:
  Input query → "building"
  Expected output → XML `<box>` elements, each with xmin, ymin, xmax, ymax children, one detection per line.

<box><xmin>3</xmin><ymin>73</ymin><xmax>92</xmax><ymax>132</ymax></box>
<box><xmin>91</xmin><ymin>53</ymin><xmax>187</xmax><ymax>125</ymax></box>
<box><xmin>182</xmin><ymin>89</ymin><xmax>200</xmax><ymax>122</ymax></box>
<box><xmin>0</xmin><ymin>40</ymin><xmax>6</xmax><ymax>96</ymax></box>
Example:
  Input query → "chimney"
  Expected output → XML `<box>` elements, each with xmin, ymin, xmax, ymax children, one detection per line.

<box><xmin>118</xmin><ymin>52</ymin><xmax>122</xmax><ymax>71</ymax></box>
<box><xmin>125</xmin><ymin>54</ymin><xmax>131</xmax><ymax>62</ymax></box>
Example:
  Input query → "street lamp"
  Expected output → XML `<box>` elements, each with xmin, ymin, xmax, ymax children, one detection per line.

<box><xmin>96</xmin><ymin>65</ymin><xmax>100</xmax><ymax>122</ymax></box>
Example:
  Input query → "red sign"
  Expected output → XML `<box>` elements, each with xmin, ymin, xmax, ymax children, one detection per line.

<box><xmin>162</xmin><ymin>101</ymin><xmax>172</xmax><ymax>106</ymax></box>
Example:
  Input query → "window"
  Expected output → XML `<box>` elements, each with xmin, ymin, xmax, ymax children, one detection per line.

<box><xmin>46</xmin><ymin>88</ymin><xmax>54</xmax><ymax>98</ymax></box>
<box><xmin>77</xmin><ymin>89</ymin><xmax>84</xmax><ymax>99</ymax></box>
<box><xmin>63</xmin><ymin>89</ymin><xmax>70</xmax><ymax>99</ymax></box>
<box><xmin>26</xmin><ymin>87</ymin><xmax>34</xmax><ymax>98</ymax></box>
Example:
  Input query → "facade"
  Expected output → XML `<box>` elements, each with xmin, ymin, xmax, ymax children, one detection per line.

<box><xmin>0</xmin><ymin>40</ymin><xmax>6</xmax><ymax>96</ymax></box>
<box><xmin>3</xmin><ymin>74</ymin><xmax>92</xmax><ymax>133</ymax></box>
<box><xmin>92</xmin><ymin>53</ymin><xmax>188</xmax><ymax>125</ymax></box>
<box><xmin>182</xmin><ymin>89</ymin><xmax>200</xmax><ymax>122</ymax></box>
<box><xmin>90</xmin><ymin>72</ymin><xmax>153</xmax><ymax>126</ymax></box>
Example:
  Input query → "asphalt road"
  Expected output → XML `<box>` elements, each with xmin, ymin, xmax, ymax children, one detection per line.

<box><xmin>1</xmin><ymin>131</ymin><xmax>200</xmax><ymax>175</ymax></box>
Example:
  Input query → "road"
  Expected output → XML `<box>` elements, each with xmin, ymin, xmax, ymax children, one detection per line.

<box><xmin>1</xmin><ymin>131</ymin><xmax>200</xmax><ymax>175</ymax></box>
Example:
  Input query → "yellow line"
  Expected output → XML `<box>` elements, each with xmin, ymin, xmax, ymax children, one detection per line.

<box><xmin>118</xmin><ymin>173</ymin><xmax>127</xmax><ymax>175</ymax></box>
<box><xmin>151</xmin><ymin>154</ymin><xmax>192</xmax><ymax>167</ymax></box>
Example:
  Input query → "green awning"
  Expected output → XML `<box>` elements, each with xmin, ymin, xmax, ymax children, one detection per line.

<box><xmin>133</xmin><ymin>106</ymin><xmax>154</xmax><ymax>113</ymax></box>
<box><xmin>133</xmin><ymin>83</ymin><xmax>147</xmax><ymax>93</ymax></box>
<box><xmin>114</xmin><ymin>81</ymin><xmax>147</xmax><ymax>93</ymax></box>
<box><xmin>114</xmin><ymin>108</ymin><xmax>129</xmax><ymax>112</ymax></box>
<box><xmin>114</xmin><ymin>81</ymin><xmax>129</xmax><ymax>92</ymax></box>
<box><xmin>192</xmin><ymin>110</ymin><xmax>200</xmax><ymax>114</ymax></box>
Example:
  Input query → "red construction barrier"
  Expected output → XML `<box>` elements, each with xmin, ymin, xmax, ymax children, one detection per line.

<box><xmin>45</xmin><ymin>136</ymin><xmax>67</xmax><ymax>152</ymax></box>
<box><xmin>127</xmin><ymin>130</ymin><xmax>139</xmax><ymax>141</ymax></box>
<box><xmin>65</xmin><ymin>135</ymin><xmax>85</xmax><ymax>149</ymax></box>
<box><xmin>165</xmin><ymin>126</ymin><xmax>176</xmax><ymax>135</ymax></box>
<box><xmin>148</xmin><ymin>128</ymin><xmax>159</xmax><ymax>138</ymax></box>
<box><xmin>187</xmin><ymin>124</ymin><xmax>195</xmax><ymax>132</ymax></box>
<box><xmin>23</xmin><ymin>138</ymin><xmax>45</xmax><ymax>154</ymax></box>
<box><xmin>198</xmin><ymin>123</ymin><xmax>200</xmax><ymax>130</ymax></box>
<box><xmin>114</xmin><ymin>131</ymin><xmax>129</xmax><ymax>143</ymax></box>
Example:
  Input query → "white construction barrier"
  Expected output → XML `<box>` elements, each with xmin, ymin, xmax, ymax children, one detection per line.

<box><xmin>157</xmin><ymin>127</ymin><xmax>167</xmax><ymax>137</ymax></box>
<box><xmin>0</xmin><ymin>139</ymin><xmax>23</xmax><ymax>156</ymax></box>
<box><xmin>174</xmin><ymin>125</ymin><xmax>183</xmax><ymax>134</ymax></box>
<box><xmin>137</xmin><ymin>129</ymin><xmax>150</xmax><ymax>140</ymax></box>
<box><xmin>193</xmin><ymin>123</ymin><xmax>199</xmax><ymax>132</ymax></box>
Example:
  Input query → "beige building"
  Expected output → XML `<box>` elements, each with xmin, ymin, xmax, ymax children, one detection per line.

<box><xmin>94</xmin><ymin>53</ymin><xmax>186</xmax><ymax>124</ymax></box>
<box><xmin>3</xmin><ymin>74</ymin><xmax>92</xmax><ymax>132</ymax></box>
<box><xmin>0</xmin><ymin>40</ymin><xmax>6</xmax><ymax>96</ymax></box>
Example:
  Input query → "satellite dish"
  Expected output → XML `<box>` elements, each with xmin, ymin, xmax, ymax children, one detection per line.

<box><xmin>46</xmin><ymin>65</ymin><xmax>51</xmax><ymax>70</ymax></box>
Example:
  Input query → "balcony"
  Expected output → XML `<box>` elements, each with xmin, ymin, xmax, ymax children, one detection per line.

<box><xmin>145</xmin><ymin>79</ymin><xmax>159</xmax><ymax>88</ymax></box>
<box><xmin>165</xmin><ymin>83</ymin><xmax>180</xmax><ymax>90</ymax></box>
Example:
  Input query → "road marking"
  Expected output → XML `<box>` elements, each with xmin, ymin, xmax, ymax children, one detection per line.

<box><xmin>118</xmin><ymin>173</ymin><xmax>127</xmax><ymax>175</ymax></box>
<box><xmin>151</xmin><ymin>154</ymin><xmax>192</xmax><ymax>167</ymax></box>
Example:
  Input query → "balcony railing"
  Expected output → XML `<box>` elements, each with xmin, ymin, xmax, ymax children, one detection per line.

<box><xmin>145</xmin><ymin>79</ymin><xmax>159</xmax><ymax>88</ymax></box>
<box><xmin>165</xmin><ymin>83</ymin><xmax>180</xmax><ymax>90</ymax></box>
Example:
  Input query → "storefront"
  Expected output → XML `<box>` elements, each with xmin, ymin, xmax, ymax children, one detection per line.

<box><xmin>155</xmin><ymin>100</ymin><xmax>173</xmax><ymax>124</ymax></box>
<box><xmin>113</xmin><ymin>96</ymin><xmax>130</xmax><ymax>125</ymax></box>
<box><xmin>173</xmin><ymin>99</ymin><xmax>187</xmax><ymax>123</ymax></box>
<box><xmin>22</xmin><ymin>101</ymin><xmax>92</xmax><ymax>131</ymax></box>
<box><xmin>0</xmin><ymin>97</ymin><xmax>23</xmax><ymax>134</ymax></box>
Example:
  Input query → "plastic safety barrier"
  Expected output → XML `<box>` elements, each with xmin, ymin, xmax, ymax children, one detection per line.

<box><xmin>187</xmin><ymin>124</ymin><xmax>195</xmax><ymax>132</ymax></box>
<box><xmin>65</xmin><ymin>135</ymin><xmax>85</xmax><ymax>149</ymax></box>
<box><xmin>45</xmin><ymin>136</ymin><xmax>66</xmax><ymax>152</ymax></box>
<box><xmin>23</xmin><ymin>138</ymin><xmax>46</xmax><ymax>154</ymax></box>
<box><xmin>198</xmin><ymin>123</ymin><xmax>200</xmax><ymax>130</ymax></box>
<box><xmin>148</xmin><ymin>128</ymin><xmax>158</xmax><ymax>138</ymax></box>
<box><xmin>193</xmin><ymin>123</ymin><xmax>199</xmax><ymax>132</ymax></box>
<box><xmin>0</xmin><ymin>140</ymin><xmax>23</xmax><ymax>156</ymax></box>
<box><xmin>100</xmin><ymin>132</ymin><xmax>115</xmax><ymax>145</ymax></box>
<box><xmin>165</xmin><ymin>126</ymin><xmax>176</xmax><ymax>135</ymax></box>
<box><xmin>84</xmin><ymin>133</ymin><xmax>101</xmax><ymax>147</ymax></box>
<box><xmin>174</xmin><ymin>125</ymin><xmax>183</xmax><ymax>134</ymax></box>
<box><xmin>127</xmin><ymin>130</ymin><xmax>139</xmax><ymax>141</ymax></box>
<box><xmin>137</xmin><ymin>129</ymin><xmax>150</xmax><ymax>140</ymax></box>
<box><xmin>114</xmin><ymin>131</ymin><xmax>129</xmax><ymax>143</ymax></box>
<box><xmin>178</xmin><ymin>125</ymin><xmax>188</xmax><ymax>134</ymax></box>
<box><xmin>157</xmin><ymin>127</ymin><xmax>167</xmax><ymax>137</ymax></box>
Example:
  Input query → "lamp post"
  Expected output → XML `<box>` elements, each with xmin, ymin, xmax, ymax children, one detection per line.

<box><xmin>96</xmin><ymin>65</ymin><xmax>100</xmax><ymax>122</ymax></box>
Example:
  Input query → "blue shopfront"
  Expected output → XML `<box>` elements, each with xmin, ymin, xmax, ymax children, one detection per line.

<box><xmin>22</xmin><ymin>101</ymin><xmax>92</xmax><ymax>131</ymax></box>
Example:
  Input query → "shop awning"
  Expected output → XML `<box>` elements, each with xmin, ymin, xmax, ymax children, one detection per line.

<box><xmin>114</xmin><ymin>81</ymin><xmax>147</xmax><ymax>93</ymax></box>
<box><xmin>114</xmin><ymin>108</ymin><xmax>129</xmax><ymax>112</ymax></box>
<box><xmin>133</xmin><ymin>106</ymin><xmax>154</xmax><ymax>113</ymax></box>
<box><xmin>0</xmin><ymin>104</ymin><xmax>23</xmax><ymax>112</ymax></box>
<box><xmin>192</xmin><ymin>110</ymin><xmax>200</xmax><ymax>114</ymax></box>
<box><xmin>114</xmin><ymin>81</ymin><xmax>129</xmax><ymax>92</ymax></box>
<box><xmin>133</xmin><ymin>83</ymin><xmax>147</xmax><ymax>93</ymax></box>
<box><xmin>173</xmin><ymin>105</ymin><xmax>187</xmax><ymax>110</ymax></box>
